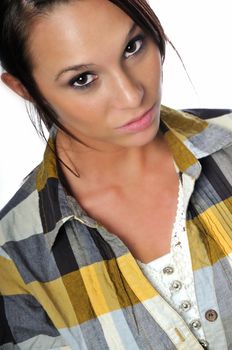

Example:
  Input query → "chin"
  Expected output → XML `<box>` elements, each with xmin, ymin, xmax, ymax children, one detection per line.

<box><xmin>121</xmin><ymin>118</ymin><xmax>160</xmax><ymax>148</ymax></box>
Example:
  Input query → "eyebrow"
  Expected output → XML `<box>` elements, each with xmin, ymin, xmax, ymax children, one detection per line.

<box><xmin>55</xmin><ymin>22</ymin><xmax>138</xmax><ymax>81</ymax></box>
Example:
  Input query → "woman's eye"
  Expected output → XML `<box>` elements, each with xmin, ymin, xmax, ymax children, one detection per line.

<box><xmin>68</xmin><ymin>34</ymin><xmax>145</xmax><ymax>90</ymax></box>
<box><xmin>69</xmin><ymin>72</ymin><xmax>97</xmax><ymax>89</ymax></box>
<box><xmin>124</xmin><ymin>34</ymin><xmax>145</xmax><ymax>59</ymax></box>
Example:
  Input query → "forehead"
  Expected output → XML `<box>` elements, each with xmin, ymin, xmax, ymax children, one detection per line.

<box><xmin>29</xmin><ymin>0</ymin><xmax>133</xmax><ymax>72</ymax></box>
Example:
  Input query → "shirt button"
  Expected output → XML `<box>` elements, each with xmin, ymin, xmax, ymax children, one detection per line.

<box><xmin>170</xmin><ymin>280</ymin><xmax>182</xmax><ymax>291</ymax></box>
<box><xmin>205</xmin><ymin>309</ymin><xmax>218</xmax><ymax>322</ymax></box>
<box><xmin>180</xmin><ymin>300</ymin><xmax>191</xmax><ymax>312</ymax></box>
<box><xmin>199</xmin><ymin>339</ymin><xmax>209</xmax><ymax>349</ymax></box>
<box><xmin>163</xmin><ymin>266</ymin><xmax>174</xmax><ymax>274</ymax></box>
<box><xmin>190</xmin><ymin>319</ymin><xmax>201</xmax><ymax>330</ymax></box>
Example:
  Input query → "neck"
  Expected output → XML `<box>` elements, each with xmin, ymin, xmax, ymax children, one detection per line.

<box><xmin>56</xmin><ymin>130</ymin><xmax>171</xmax><ymax>188</ymax></box>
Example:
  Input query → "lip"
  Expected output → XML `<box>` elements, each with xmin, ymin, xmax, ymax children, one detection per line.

<box><xmin>116</xmin><ymin>104</ymin><xmax>156</xmax><ymax>133</ymax></box>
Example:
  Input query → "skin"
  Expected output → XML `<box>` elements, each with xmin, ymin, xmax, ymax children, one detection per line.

<box><xmin>29</xmin><ymin>0</ymin><xmax>162</xmax><ymax>149</ymax></box>
<box><xmin>1</xmin><ymin>0</ymin><xmax>179</xmax><ymax>262</ymax></box>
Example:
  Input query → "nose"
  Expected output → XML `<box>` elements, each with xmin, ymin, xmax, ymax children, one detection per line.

<box><xmin>111</xmin><ymin>69</ymin><xmax>144</xmax><ymax>109</ymax></box>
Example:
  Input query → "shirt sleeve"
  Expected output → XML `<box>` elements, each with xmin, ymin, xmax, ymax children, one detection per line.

<box><xmin>0</xmin><ymin>246</ymin><xmax>66</xmax><ymax>349</ymax></box>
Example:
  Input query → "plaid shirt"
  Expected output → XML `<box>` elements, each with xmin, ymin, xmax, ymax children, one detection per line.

<box><xmin>1</xmin><ymin>106</ymin><xmax>232</xmax><ymax>350</ymax></box>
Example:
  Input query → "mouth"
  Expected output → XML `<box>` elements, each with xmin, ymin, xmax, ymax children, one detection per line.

<box><xmin>116</xmin><ymin>104</ymin><xmax>156</xmax><ymax>133</ymax></box>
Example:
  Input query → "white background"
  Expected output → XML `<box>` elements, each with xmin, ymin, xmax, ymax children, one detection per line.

<box><xmin>0</xmin><ymin>0</ymin><xmax>231</xmax><ymax>208</ymax></box>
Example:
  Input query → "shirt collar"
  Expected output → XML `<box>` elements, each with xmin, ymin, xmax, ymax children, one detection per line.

<box><xmin>36</xmin><ymin>126</ymin><xmax>99</xmax><ymax>249</ymax></box>
<box><xmin>160</xmin><ymin>105</ymin><xmax>232</xmax><ymax>178</ymax></box>
<box><xmin>37</xmin><ymin>105</ymin><xmax>232</xmax><ymax>249</ymax></box>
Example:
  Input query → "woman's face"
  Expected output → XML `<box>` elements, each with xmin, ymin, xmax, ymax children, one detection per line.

<box><xmin>30</xmin><ymin>0</ymin><xmax>162</xmax><ymax>150</ymax></box>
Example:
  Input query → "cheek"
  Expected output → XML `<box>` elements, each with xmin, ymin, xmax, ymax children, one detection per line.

<box><xmin>34</xmin><ymin>72</ymin><xmax>110</xmax><ymax>129</ymax></box>
<box><xmin>51</xmin><ymin>95</ymin><xmax>108</xmax><ymax>129</ymax></box>
<box><xmin>63</xmin><ymin>89</ymin><xmax>112</xmax><ymax>123</ymax></box>
<box><xmin>140</xmin><ymin>50</ymin><xmax>162</xmax><ymax>89</ymax></box>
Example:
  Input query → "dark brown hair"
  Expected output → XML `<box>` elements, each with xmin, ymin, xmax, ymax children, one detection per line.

<box><xmin>0</xmin><ymin>0</ymin><xmax>168</xmax><ymax>138</ymax></box>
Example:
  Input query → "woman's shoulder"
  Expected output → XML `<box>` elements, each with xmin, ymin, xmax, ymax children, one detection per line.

<box><xmin>206</xmin><ymin>112</ymin><xmax>232</xmax><ymax>132</ymax></box>
<box><xmin>161</xmin><ymin>105</ymin><xmax>232</xmax><ymax>149</ymax></box>
<box><xmin>161</xmin><ymin>105</ymin><xmax>232</xmax><ymax>127</ymax></box>
<box><xmin>0</xmin><ymin>165</ymin><xmax>42</xmax><ymax>245</ymax></box>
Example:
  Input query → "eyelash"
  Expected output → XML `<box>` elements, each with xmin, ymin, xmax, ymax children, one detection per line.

<box><xmin>69</xmin><ymin>33</ymin><xmax>146</xmax><ymax>90</ymax></box>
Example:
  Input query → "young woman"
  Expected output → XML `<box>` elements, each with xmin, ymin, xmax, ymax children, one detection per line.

<box><xmin>0</xmin><ymin>1</ymin><xmax>232</xmax><ymax>349</ymax></box>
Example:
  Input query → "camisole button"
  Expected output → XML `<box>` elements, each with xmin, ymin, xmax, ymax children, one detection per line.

<box><xmin>170</xmin><ymin>280</ymin><xmax>182</xmax><ymax>291</ymax></box>
<box><xmin>199</xmin><ymin>339</ymin><xmax>209</xmax><ymax>349</ymax></box>
<box><xmin>190</xmin><ymin>319</ymin><xmax>201</xmax><ymax>330</ymax></box>
<box><xmin>180</xmin><ymin>300</ymin><xmax>191</xmax><ymax>312</ymax></box>
<box><xmin>163</xmin><ymin>266</ymin><xmax>174</xmax><ymax>275</ymax></box>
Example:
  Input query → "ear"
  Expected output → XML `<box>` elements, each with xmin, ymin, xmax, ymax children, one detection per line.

<box><xmin>1</xmin><ymin>72</ymin><xmax>32</xmax><ymax>101</ymax></box>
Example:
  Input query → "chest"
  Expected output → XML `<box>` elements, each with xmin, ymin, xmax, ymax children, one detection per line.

<box><xmin>78</xmin><ymin>177</ymin><xmax>179</xmax><ymax>263</ymax></box>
